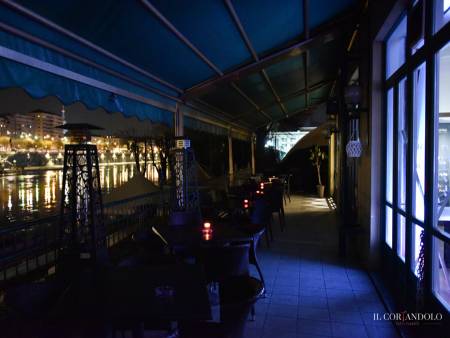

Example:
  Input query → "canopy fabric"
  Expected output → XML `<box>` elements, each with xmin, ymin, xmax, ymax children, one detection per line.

<box><xmin>0</xmin><ymin>0</ymin><xmax>358</xmax><ymax>132</ymax></box>
<box><xmin>103</xmin><ymin>172</ymin><xmax>159</xmax><ymax>204</ymax></box>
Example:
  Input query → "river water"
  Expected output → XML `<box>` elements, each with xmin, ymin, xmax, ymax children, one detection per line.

<box><xmin>0</xmin><ymin>163</ymin><xmax>157</xmax><ymax>226</ymax></box>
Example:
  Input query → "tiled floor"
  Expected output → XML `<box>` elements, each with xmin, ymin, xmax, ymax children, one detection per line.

<box><xmin>245</xmin><ymin>195</ymin><xmax>399</xmax><ymax>338</ymax></box>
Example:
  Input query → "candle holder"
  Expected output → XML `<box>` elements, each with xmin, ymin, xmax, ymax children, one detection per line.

<box><xmin>202</xmin><ymin>221</ymin><xmax>213</xmax><ymax>240</ymax></box>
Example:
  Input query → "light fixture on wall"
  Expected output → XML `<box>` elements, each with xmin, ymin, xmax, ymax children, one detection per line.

<box><xmin>344</xmin><ymin>82</ymin><xmax>362</xmax><ymax>112</ymax></box>
<box><xmin>326</xmin><ymin>98</ymin><xmax>339</xmax><ymax>118</ymax></box>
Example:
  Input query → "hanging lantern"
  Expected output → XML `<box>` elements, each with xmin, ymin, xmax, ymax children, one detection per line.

<box><xmin>346</xmin><ymin>119</ymin><xmax>362</xmax><ymax>158</ymax></box>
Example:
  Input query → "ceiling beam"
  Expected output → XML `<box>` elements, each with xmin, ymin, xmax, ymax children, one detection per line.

<box><xmin>224</xmin><ymin>0</ymin><xmax>287</xmax><ymax>117</ymax></box>
<box><xmin>257</xmin><ymin>102</ymin><xmax>326</xmax><ymax>128</ymax></box>
<box><xmin>302</xmin><ymin>0</ymin><xmax>310</xmax><ymax>109</ymax></box>
<box><xmin>183</xmin><ymin>11</ymin><xmax>354</xmax><ymax>98</ymax></box>
<box><xmin>190</xmin><ymin>98</ymin><xmax>254</xmax><ymax>129</ymax></box>
<box><xmin>230</xmin><ymin>83</ymin><xmax>272</xmax><ymax>121</ymax></box>
<box><xmin>140</xmin><ymin>0</ymin><xmax>271</xmax><ymax>123</ymax></box>
<box><xmin>261</xmin><ymin>79</ymin><xmax>333</xmax><ymax>110</ymax></box>
<box><xmin>140</xmin><ymin>0</ymin><xmax>223</xmax><ymax>75</ymax></box>
<box><xmin>232</xmin><ymin>79</ymin><xmax>332</xmax><ymax>122</ymax></box>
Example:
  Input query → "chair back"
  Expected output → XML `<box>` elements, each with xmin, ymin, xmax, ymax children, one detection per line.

<box><xmin>168</xmin><ymin>210</ymin><xmax>202</xmax><ymax>227</ymax></box>
<box><xmin>250</xmin><ymin>197</ymin><xmax>271</xmax><ymax>226</ymax></box>
<box><xmin>219</xmin><ymin>276</ymin><xmax>264</xmax><ymax>338</ymax></box>
<box><xmin>198</xmin><ymin>242</ymin><xmax>250</xmax><ymax>283</ymax></box>
<box><xmin>266</xmin><ymin>183</ymin><xmax>284</xmax><ymax>211</ymax></box>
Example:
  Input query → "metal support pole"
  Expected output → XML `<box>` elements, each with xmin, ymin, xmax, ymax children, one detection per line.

<box><xmin>251</xmin><ymin>133</ymin><xmax>256</xmax><ymax>176</ymax></box>
<box><xmin>228</xmin><ymin>130</ymin><xmax>234</xmax><ymax>184</ymax></box>
<box><xmin>174</xmin><ymin>103</ymin><xmax>184</xmax><ymax>137</ymax></box>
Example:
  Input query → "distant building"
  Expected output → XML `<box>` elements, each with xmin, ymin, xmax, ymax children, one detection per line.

<box><xmin>28</xmin><ymin>111</ymin><xmax>64</xmax><ymax>139</ymax></box>
<box><xmin>7</xmin><ymin>113</ymin><xmax>33</xmax><ymax>136</ymax></box>
<box><xmin>265</xmin><ymin>128</ymin><xmax>316</xmax><ymax>159</ymax></box>
<box><xmin>0</xmin><ymin>117</ymin><xmax>8</xmax><ymax>136</ymax></box>
<box><xmin>6</xmin><ymin>111</ymin><xmax>63</xmax><ymax>139</ymax></box>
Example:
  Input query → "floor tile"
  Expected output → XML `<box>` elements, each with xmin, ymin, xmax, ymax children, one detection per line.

<box><xmin>331</xmin><ymin>322</ymin><xmax>369</xmax><ymax>338</ymax></box>
<box><xmin>297</xmin><ymin>319</ymin><xmax>332</xmax><ymax>336</ymax></box>
<box><xmin>329</xmin><ymin>310</ymin><xmax>364</xmax><ymax>324</ymax></box>
<box><xmin>267</xmin><ymin>303</ymin><xmax>298</xmax><ymax>318</ymax></box>
<box><xmin>271</xmin><ymin>293</ymin><xmax>300</xmax><ymax>306</ymax></box>
<box><xmin>365</xmin><ymin>325</ymin><xmax>400</xmax><ymax>338</ymax></box>
<box><xmin>244</xmin><ymin>196</ymin><xmax>390</xmax><ymax>338</ymax></box>
<box><xmin>298</xmin><ymin>306</ymin><xmax>330</xmax><ymax>321</ymax></box>
<box><xmin>299</xmin><ymin>296</ymin><xmax>328</xmax><ymax>309</ymax></box>
<box><xmin>263</xmin><ymin>315</ymin><xmax>298</xmax><ymax>334</ymax></box>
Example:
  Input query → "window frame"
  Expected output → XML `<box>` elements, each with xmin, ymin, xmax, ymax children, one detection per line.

<box><xmin>381</xmin><ymin>0</ymin><xmax>450</xmax><ymax>312</ymax></box>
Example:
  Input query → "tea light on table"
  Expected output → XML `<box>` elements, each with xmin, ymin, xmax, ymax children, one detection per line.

<box><xmin>243</xmin><ymin>199</ymin><xmax>249</xmax><ymax>209</ymax></box>
<box><xmin>202</xmin><ymin>222</ymin><xmax>212</xmax><ymax>241</ymax></box>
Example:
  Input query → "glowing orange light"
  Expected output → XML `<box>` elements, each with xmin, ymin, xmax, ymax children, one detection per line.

<box><xmin>203</xmin><ymin>232</ymin><xmax>211</xmax><ymax>241</ymax></box>
<box><xmin>203</xmin><ymin>222</ymin><xmax>211</xmax><ymax>229</ymax></box>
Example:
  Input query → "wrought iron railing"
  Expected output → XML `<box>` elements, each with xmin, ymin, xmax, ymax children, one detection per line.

<box><xmin>0</xmin><ymin>190</ymin><xmax>169</xmax><ymax>288</ymax></box>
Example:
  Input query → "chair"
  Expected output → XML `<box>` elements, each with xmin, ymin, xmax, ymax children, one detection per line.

<box><xmin>179</xmin><ymin>276</ymin><xmax>264</xmax><ymax>338</ymax></box>
<box><xmin>219</xmin><ymin>275</ymin><xmax>264</xmax><ymax>336</ymax></box>
<box><xmin>280</xmin><ymin>174</ymin><xmax>292</xmax><ymax>204</ymax></box>
<box><xmin>182</xmin><ymin>244</ymin><xmax>264</xmax><ymax>338</ymax></box>
<box><xmin>197</xmin><ymin>242</ymin><xmax>251</xmax><ymax>284</ymax></box>
<box><xmin>250</xmin><ymin>197</ymin><xmax>273</xmax><ymax>246</ymax></box>
<box><xmin>266</xmin><ymin>181</ymin><xmax>286</xmax><ymax>232</ymax></box>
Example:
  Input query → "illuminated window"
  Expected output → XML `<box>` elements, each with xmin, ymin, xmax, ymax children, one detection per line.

<box><xmin>412</xmin><ymin>63</ymin><xmax>426</xmax><ymax>222</ymax></box>
<box><xmin>436</xmin><ymin>0</ymin><xmax>450</xmax><ymax>32</ymax></box>
<box><xmin>386</xmin><ymin>16</ymin><xmax>407</xmax><ymax>78</ymax></box>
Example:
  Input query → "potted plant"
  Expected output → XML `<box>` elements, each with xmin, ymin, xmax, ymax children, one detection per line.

<box><xmin>309</xmin><ymin>145</ymin><xmax>326</xmax><ymax>198</ymax></box>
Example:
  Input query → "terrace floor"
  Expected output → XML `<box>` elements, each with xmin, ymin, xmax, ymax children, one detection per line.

<box><xmin>245</xmin><ymin>194</ymin><xmax>399</xmax><ymax>338</ymax></box>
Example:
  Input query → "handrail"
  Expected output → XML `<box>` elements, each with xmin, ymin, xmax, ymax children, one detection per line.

<box><xmin>0</xmin><ymin>189</ymin><xmax>169</xmax><ymax>286</ymax></box>
<box><xmin>0</xmin><ymin>190</ymin><xmax>165</xmax><ymax>234</ymax></box>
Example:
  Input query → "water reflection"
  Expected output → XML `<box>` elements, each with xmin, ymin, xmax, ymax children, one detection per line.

<box><xmin>0</xmin><ymin>164</ymin><xmax>157</xmax><ymax>226</ymax></box>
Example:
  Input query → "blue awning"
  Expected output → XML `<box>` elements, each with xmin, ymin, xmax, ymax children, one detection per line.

<box><xmin>0</xmin><ymin>0</ymin><xmax>358</xmax><ymax>135</ymax></box>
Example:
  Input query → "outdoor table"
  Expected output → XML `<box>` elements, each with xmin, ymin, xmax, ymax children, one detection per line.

<box><xmin>152</xmin><ymin>222</ymin><xmax>254</xmax><ymax>247</ymax></box>
<box><xmin>50</xmin><ymin>264</ymin><xmax>212</xmax><ymax>323</ymax></box>
<box><xmin>152</xmin><ymin>222</ymin><xmax>266</xmax><ymax>288</ymax></box>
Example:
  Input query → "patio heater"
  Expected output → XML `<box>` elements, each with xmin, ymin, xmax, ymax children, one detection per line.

<box><xmin>57</xmin><ymin>123</ymin><xmax>108</xmax><ymax>265</ymax></box>
<box><xmin>169</xmin><ymin>137</ymin><xmax>200</xmax><ymax>226</ymax></box>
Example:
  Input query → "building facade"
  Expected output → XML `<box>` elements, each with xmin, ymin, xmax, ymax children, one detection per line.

<box><xmin>5</xmin><ymin>111</ymin><xmax>63</xmax><ymax>138</ymax></box>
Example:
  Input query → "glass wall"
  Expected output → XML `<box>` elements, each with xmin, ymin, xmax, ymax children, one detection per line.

<box><xmin>435</xmin><ymin>0</ymin><xmax>450</xmax><ymax>32</ymax></box>
<box><xmin>433</xmin><ymin>42</ymin><xmax>450</xmax><ymax>308</ymax></box>
<box><xmin>413</xmin><ymin>63</ymin><xmax>426</xmax><ymax>222</ymax></box>
<box><xmin>382</xmin><ymin>0</ymin><xmax>450</xmax><ymax>312</ymax></box>
<box><xmin>386</xmin><ymin>16</ymin><xmax>407</xmax><ymax>78</ymax></box>
<box><xmin>385</xmin><ymin>88</ymin><xmax>394</xmax><ymax>247</ymax></box>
